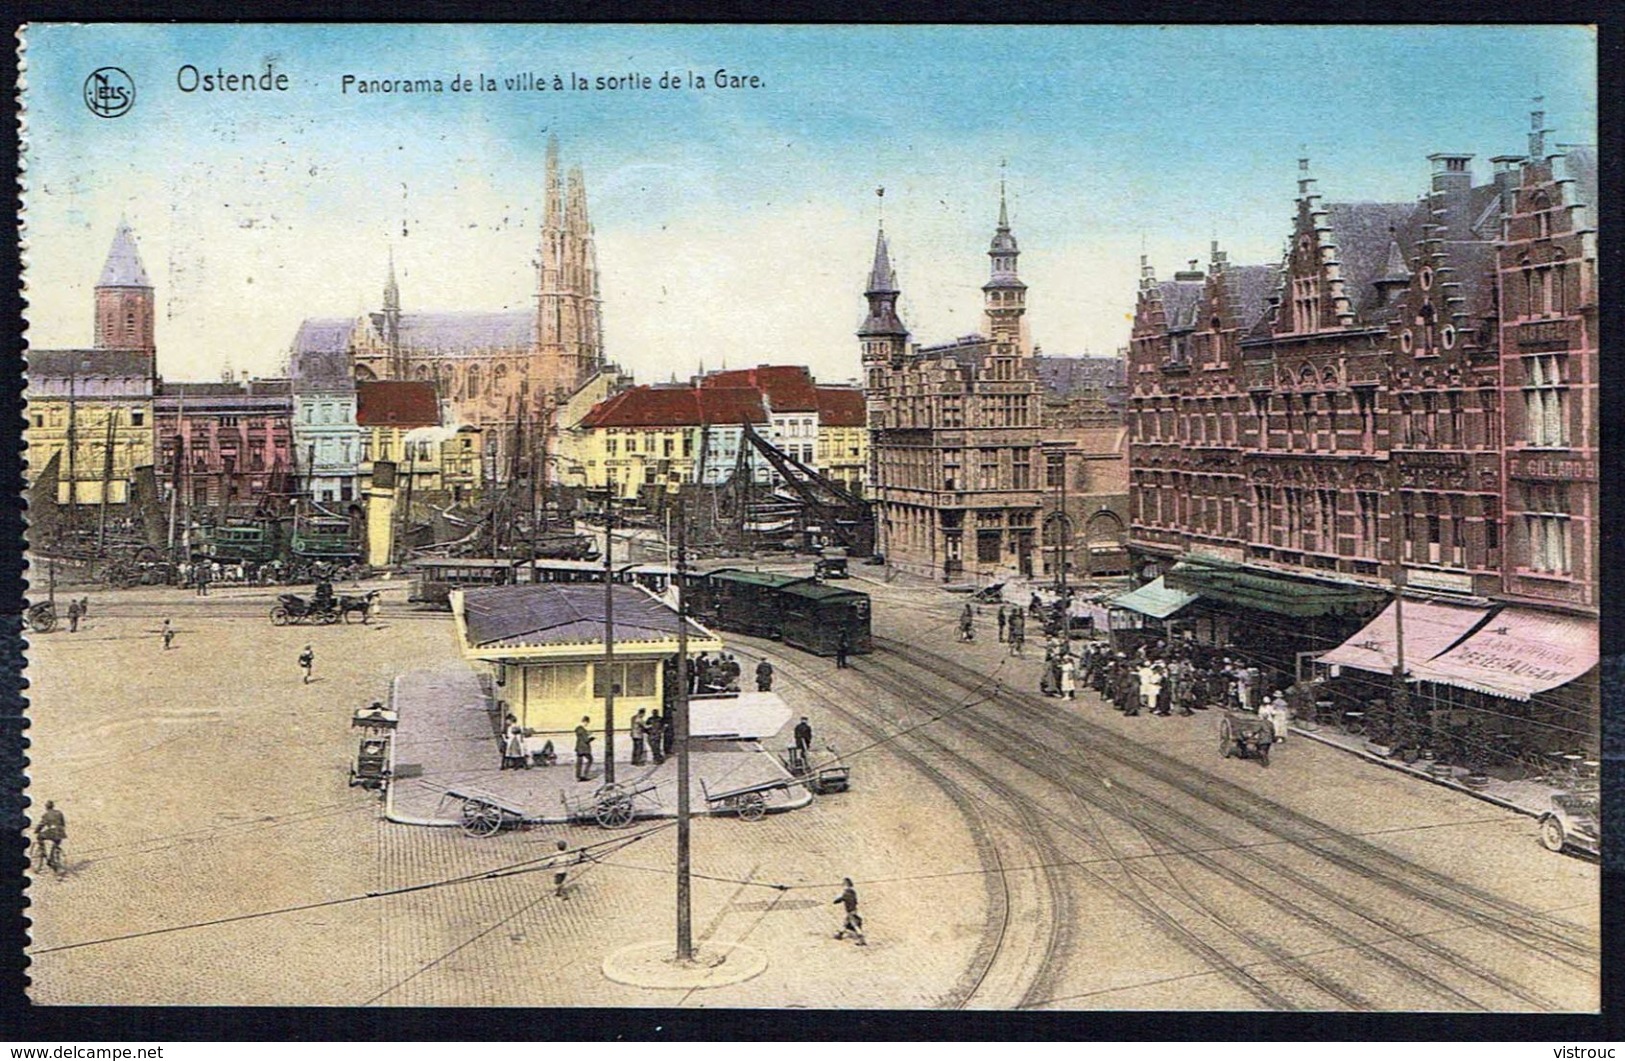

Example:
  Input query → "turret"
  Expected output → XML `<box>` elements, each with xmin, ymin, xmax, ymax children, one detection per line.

<box><xmin>981</xmin><ymin>181</ymin><xmax>1028</xmax><ymax>355</ymax></box>
<box><xmin>858</xmin><ymin>224</ymin><xmax>909</xmax><ymax>367</ymax></box>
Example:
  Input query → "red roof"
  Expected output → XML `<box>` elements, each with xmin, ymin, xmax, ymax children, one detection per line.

<box><xmin>581</xmin><ymin>386</ymin><xmax>767</xmax><ymax>430</ymax></box>
<box><xmin>700</xmin><ymin>365</ymin><xmax>819</xmax><ymax>412</ymax></box>
<box><xmin>815</xmin><ymin>387</ymin><xmax>866</xmax><ymax>427</ymax></box>
<box><xmin>356</xmin><ymin>380</ymin><xmax>440</xmax><ymax>428</ymax></box>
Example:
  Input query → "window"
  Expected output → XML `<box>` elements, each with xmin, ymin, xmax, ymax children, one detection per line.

<box><xmin>1012</xmin><ymin>450</ymin><xmax>1032</xmax><ymax>490</ymax></box>
<box><xmin>977</xmin><ymin>530</ymin><xmax>1001</xmax><ymax>563</ymax></box>
<box><xmin>606</xmin><ymin>437</ymin><xmax>618</xmax><ymax>456</ymax></box>
<box><xmin>593</xmin><ymin>661</ymin><xmax>657</xmax><ymax>699</ymax></box>
<box><xmin>131</xmin><ymin>411</ymin><xmax>145</xmax><ymax>427</ymax></box>
<box><xmin>1356</xmin><ymin>490</ymin><xmax>1379</xmax><ymax>558</ymax></box>
<box><xmin>1045</xmin><ymin>454</ymin><xmax>1065</xmax><ymax>489</ymax></box>
<box><xmin>979</xmin><ymin>449</ymin><xmax>999</xmax><ymax>491</ymax></box>
<box><xmin>1524</xmin><ymin>484</ymin><xmax>1571</xmax><ymax>575</ymax></box>
<box><xmin>1523</xmin><ymin>355</ymin><xmax>1568</xmax><ymax>446</ymax></box>
<box><xmin>1292</xmin><ymin>276</ymin><xmax>1322</xmax><ymax>333</ymax></box>
<box><xmin>663</xmin><ymin>437</ymin><xmax>674</xmax><ymax>458</ymax></box>
<box><xmin>682</xmin><ymin>435</ymin><xmax>693</xmax><ymax>458</ymax></box>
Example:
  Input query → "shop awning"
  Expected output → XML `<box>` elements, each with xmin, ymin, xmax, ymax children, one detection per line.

<box><xmin>689</xmin><ymin>691</ymin><xmax>794</xmax><ymax>740</ymax></box>
<box><xmin>1406</xmin><ymin>607</ymin><xmax>1597</xmax><ymax>701</ymax></box>
<box><xmin>1317</xmin><ymin>599</ymin><xmax>1492</xmax><ymax>675</ymax></box>
<box><xmin>1166</xmin><ymin>561</ymin><xmax>1386</xmax><ymax>618</ymax></box>
<box><xmin>1109</xmin><ymin>576</ymin><xmax>1199</xmax><ymax>619</ymax></box>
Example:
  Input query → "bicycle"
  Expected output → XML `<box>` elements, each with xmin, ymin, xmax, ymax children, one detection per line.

<box><xmin>32</xmin><ymin>836</ymin><xmax>64</xmax><ymax>875</ymax></box>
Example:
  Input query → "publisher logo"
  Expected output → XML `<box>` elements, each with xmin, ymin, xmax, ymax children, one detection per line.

<box><xmin>83</xmin><ymin>67</ymin><xmax>135</xmax><ymax>118</ymax></box>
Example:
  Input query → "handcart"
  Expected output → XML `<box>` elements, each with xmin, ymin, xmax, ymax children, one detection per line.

<box><xmin>442</xmin><ymin>788</ymin><xmax>534</xmax><ymax>837</ymax></box>
<box><xmin>349</xmin><ymin>734</ymin><xmax>393</xmax><ymax>789</ymax></box>
<box><xmin>780</xmin><ymin>744</ymin><xmax>851</xmax><ymax>796</ymax></box>
<box><xmin>560</xmin><ymin>781</ymin><xmax>659</xmax><ymax>830</ymax></box>
<box><xmin>702</xmin><ymin>777</ymin><xmax>792</xmax><ymax>821</ymax></box>
<box><xmin>1218</xmin><ymin>711</ymin><xmax>1275</xmax><ymax>765</ymax></box>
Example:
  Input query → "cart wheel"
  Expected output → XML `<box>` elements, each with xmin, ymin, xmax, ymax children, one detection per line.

<box><xmin>320</xmin><ymin>610</ymin><xmax>341</xmax><ymax>625</ymax></box>
<box><xmin>596</xmin><ymin>793</ymin><xmax>634</xmax><ymax>829</ymax></box>
<box><xmin>460</xmin><ymin>799</ymin><xmax>503</xmax><ymax>838</ymax></box>
<box><xmin>1539</xmin><ymin>815</ymin><xmax>1566</xmax><ymax>853</ymax></box>
<box><xmin>344</xmin><ymin>608</ymin><xmax>365</xmax><ymax>624</ymax></box>
<box><xmin>740</xmin><ymin>791</ymin><xmax>767</xmax><ymax>822</ymax></box>
<box><xmin>31</xmin><ymin>611</ymin><xmax>57</xmax><ymax>634</ymax></box>
<box><xmin>269</xmin><ymin>606</ymin><xmax>289</xmax><ymax>626</ymax></box>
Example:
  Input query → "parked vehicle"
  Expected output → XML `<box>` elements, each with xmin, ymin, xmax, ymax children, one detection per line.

<box><xmin>1539</xmin><ymin>791</ymin><xmax>1599</xmax><ymax>856</ymax></box>
<box><xmin>685</xmin><ymin>568</ymin><xmax>871</xmax><ymax>658</ymax></box>
<box><xmin>270</xmin><ymin>592</ymin><xmax>340</xmax><ymax>626</ymax></box>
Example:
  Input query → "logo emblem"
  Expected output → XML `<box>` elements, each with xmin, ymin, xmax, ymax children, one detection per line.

<box><xmin>83</xmin><ymin>67</ymin><xmax>135</xmax><ymax>118</ymax></box>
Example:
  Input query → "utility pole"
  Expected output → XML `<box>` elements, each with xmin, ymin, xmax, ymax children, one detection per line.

<box><xmin>96</xmin><ymin>408</ymin><xmax>117</xmax><ymax>557</ymax></box>
<box><xmin>529</xmin><ymin>408</ymin><xmax>540</xmax><ymax>583</ymax></box>
<box><xmin>1058</xmin><ymin>448</ymin><xmax>1069</xmax><ymax>593</ymax></box>
<box><xmin>675</xmin><ymin>496</ymin><xmax>693</xmax><ymax>962</ymax></box>
<box><xmin>601</xmin><ymin>487</ymin><xmax>616</xmax><ymax>784</ymax></box>
<box><xmin>66</xmin><ymin>365</ymin><xmax>78</xmax><ymax>531</ymax></box>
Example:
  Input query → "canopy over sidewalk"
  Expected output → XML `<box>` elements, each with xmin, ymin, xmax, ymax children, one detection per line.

<box><xmin>1318</xmin><ymin>599</ymin><xmax>1493</xmax><ymax>676</ymax></box>
<box><xmin>1167</xmin><ymin>561</ymin><xmax>1385</xmax><ymax>618</ymax></box>
<box><xmin>1109</xmin><ymin>576</ymin><xmax>1198</xmax><ymax>619</ymax></box>
<box><xmin>1406</xmin><ymin>607</ymin><xmax>1597</xmax><ymax>701</ymax></box>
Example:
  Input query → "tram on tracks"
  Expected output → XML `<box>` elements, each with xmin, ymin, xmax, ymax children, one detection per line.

<box><xmin>515</xmin><ymin>559</ymin><xmax>677</xmax><ymax>596</ymax></box>
<box><xmin>407</xmin><ymin>557</ymin><xmax>523</xmax><ymax>608</ymax></box>
<box><xmin>684</xmin><ymin>568</ymin><xmax>871</xmax><ymax>658</ymax></box>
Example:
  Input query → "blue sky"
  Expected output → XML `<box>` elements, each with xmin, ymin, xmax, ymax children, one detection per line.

<box><xmin>22</xmin><ymin>24</ymin><xmax>1597</xmax><ymax>384</ymax></box>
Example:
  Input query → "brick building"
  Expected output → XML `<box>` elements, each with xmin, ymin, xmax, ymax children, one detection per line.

<box><xmin>1125</xmin><ymin>118</ymin><xmax>1598</xmax><ymax>758</ymax></box>
<box><xmin>155</xmin><ymin>377</ymin><xmax>295</xmax><ymax>516</ymax></box>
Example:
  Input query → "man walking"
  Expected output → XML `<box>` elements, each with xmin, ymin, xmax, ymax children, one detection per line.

<box><xmin>66</xmin><ymin>598</ymin><xmax>80</xmax><ymax>633</ymax></box>
<box><xmin>795</xmin><ymin>716</ymin><xmax>814</xmax><ymax>756</ymax></box>
<box><xmin>1008</xmin><ymin>609</ymin><xmax>1025</xmax><ymax>657</ymax></box>
<box><xmin>574</xmin><ymin>716</ymin><xmax>596</xmax><ymax>781</ymax></box>
<box><xmin>997</xmin><ymin>605</ymin><xmax>1007</xmax><ymax>643</ymax></box>
<box><xmin>756</xmin><ymin>658</ymin><xmax>774</xmax><ymax>692</ymax></box>
<box><xmin>959</xmin><ymin>603</ymin><xmax>975</xmax><ymax>642</ymax></box>
<box><xmin>647</xmin><ymin>710</ymin><xmax>666</xmax><ymax>765</ymax></box>
<box><xmin>161</xmin><ymin>618</ymin><xmax>175</xmax><ymax>651</ymax></box>
<box><xmin>553</xmin><ymin>839</ymin><xmax>572</xmax><ymax>899</ymax></box>
<box><xmin>630</xmin><ymin>708</ymin><xmax>647</xmax><ymax>766</ymax></box>
<box><xmin>833</xmin><ymin>878</ymin><xmax>866</xmax><ymax>945</ymax></box>
<box><xmin>836</xmin><ymin>630</ymin><xmax>852</xmax><ymax>669</ymax></box>
<box><xmin>298</xmin><ymin>644</ymin><xmax>314</xmax><ymax>683</ymax></box>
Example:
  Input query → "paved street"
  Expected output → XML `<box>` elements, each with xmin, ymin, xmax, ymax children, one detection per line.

<box><xmin>24</xmin><ymin>575</ymin><xmax>1599</xmax><ymax>1009</ymax></box>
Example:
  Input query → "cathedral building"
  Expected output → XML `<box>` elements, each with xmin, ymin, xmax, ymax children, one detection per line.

<box><xmin>861</xmin><ymin>191</ymin><xmax>1045</xmax><ymax>581</ymax></box>
<box><xmin>293</xmin><ymin>135</ymin><xmax>606</xmax><ymax>483</ymax></box>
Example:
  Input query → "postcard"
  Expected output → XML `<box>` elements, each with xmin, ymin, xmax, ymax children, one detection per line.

<box><xmin>18</xmin><ymin>24</ymin><xmax>1600</xmax><ymax>1012</ymax></box>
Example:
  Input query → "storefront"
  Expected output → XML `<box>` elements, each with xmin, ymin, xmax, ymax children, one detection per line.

<box><xmin>1107</xmin><ymin>575</ymin><xmax>1199</xmax><ymax>649</ymax></box>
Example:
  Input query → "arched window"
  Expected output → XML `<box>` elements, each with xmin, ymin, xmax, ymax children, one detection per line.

<box><xmin>1552</xmin><ymin>253</ymin><xmax>1567</xmax><ymax>316</ymax></box>
<box><xmin>1532</xmin><ymin>191</ymin><xmax>1553</xmax><ymax>239</ymax></box>
<box><xmin>1522</xmin><ymin>258</ymin><xmax>1539</xmax><ymax>318</ymax></box>
<box><xmin>465</xmin><ymin>365</ymin><xmax>480</xmax><ymax>398</ymax></box>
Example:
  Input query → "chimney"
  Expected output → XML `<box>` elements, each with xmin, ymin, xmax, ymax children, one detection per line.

<box><xmin>1428</xmin><ymin>153</ymin><xmax>1475</xmax><ymax>240</ymax></box>
<box><xmin>1490</xmin><ymin>155</ymin><xmax>1526</xmax><ymax>223</ymax></box>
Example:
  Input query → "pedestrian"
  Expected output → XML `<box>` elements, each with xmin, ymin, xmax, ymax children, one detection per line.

<box><xmin>631</xmin><ymin>708</ymin><xmax>648</xmax><ymax>765</ymax></box>
<box><xmin>648</xmin><ymin>710</ymin><xmax>666</xmax><ymax>764</ymax></box>
<box><xmin>501</xmin><ymin>714</ymin><xmax>528</xmax><ymax>770</ymax></box>
<box><xmin>836</xmin><ymin>630</ymin><xmax>852</xmax><ymax>669</ymax></box>
<box><xmin>1040</xmin><ymin>645</ymin><xmax>1059</xmax><ymax>697</ymax></box>
<box><xmin>553</xmin><ymin>839</ymin><xmax>571</xmax><ymax>899</ymax></box>
<box><xmin>1009</xmin><ymin>610</ymin><xmax>1025</xmax><ymax>657</ymax></box>
<box><xmin>66</xmin><ymin>598</ymin><xmax>80</xmax><ymax>633</ymax></box>
<box><xmin>1138</xmin><ymin>661</ymin><xmax>1163</xmax><ymax>716</ymax></box>
<box><xmin>574</xmin><ymin>716</ymin><xmax>596</xmax><ymax>781</ymax></box>
<box><xmin>997</xmin><ymin>605</ymin><xmax>1008</xmax><ymax>643</ymax></box>
<box><xmin>1263</xmin><ymin>691</ymin><xmax>1290</xmax><ymax>743</ymax></box>
<box><xmin>35</xmin><ymin>800</ymin><xmax>66</xmax><ymax>875</ymax></box>
<box><xmin>959</xmin><ymin>603</ymin><xmax>975</xmax><ymax>643</ymax></box>
<box><xmin>832</xmin><ymin>878</ymin><xmax>866</xmax><ymax>945</ymax></box>
<box><xmin>1029</xmin><ymin>592</ymin><xmax>1042</xmax><ymax>617</ymax></box>
<box><xmin>1059</xmin><ymin>654</ymin><xmax>1077</xmax><ymax>701</ymax></box>
<box><xmin>299</xmin><ymin>644</ymin><xmax>314</xmax><ymax>683</ymax></box>
<box><xmin>756</xmin><ymin>658</ymin><xmax>774</xmax><ymax>692</ymax></box>
<box><xmin>795</xmin><ymin>716</ymin><xmax>814</xmax><ymax>755</ymax></box>
<box><xmin>663</xmin><ymin>712</ymin><xmax>676</xmax><ymax>758</ymax></box>
<box><xmin>77</xmin><ymin>597</ymin><xmax>89</xmax><ymax>621</ymax></box>
<box><xmin>161</xmin><ymin>618</ymin><xmax>174</xmax><ymax>650</ymax></box>
<box><xmin>1153</xmin><ymin>661</ymin><xmax>1173</xmax><ymax>716</ymax></box>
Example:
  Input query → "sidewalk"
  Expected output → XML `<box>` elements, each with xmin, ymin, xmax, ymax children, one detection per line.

<box><xmin>383</xmin><ymin>666</ymin><xmax>812</xmax><ymax>827</ymax></box>
<box><xmin>1288</xmin><ymin>719</ymin><xmax>1574</xmax><ymax>819</ymax></box>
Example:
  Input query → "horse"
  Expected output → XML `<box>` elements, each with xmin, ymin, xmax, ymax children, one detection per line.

<box><xmin>337</xmin><ymin>590</ymin><xmax>381</xmax><ymax>624</ymax></box>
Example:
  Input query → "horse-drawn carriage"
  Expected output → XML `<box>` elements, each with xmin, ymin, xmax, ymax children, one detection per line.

<box><xmin>269</xmin><ymin>588</ymin><xmax>378</xmax><ymax>625</ymax></box>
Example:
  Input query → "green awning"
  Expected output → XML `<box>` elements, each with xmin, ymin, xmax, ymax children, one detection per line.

<box><xmin>1166</xmin><ymin>561</ymin><xmax>1385</xmax><ymax>618</ymax></box>
<box><xmin>1109</xmin><ymin>576</ymin><xmax>1199</xmax><ymax>619</ymax></box>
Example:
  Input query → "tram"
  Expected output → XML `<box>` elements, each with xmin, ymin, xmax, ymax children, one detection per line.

<box><xmin>685</xmin><ymin>568</ymin><xmax>871</xmax><ymax>658</ymax></box>
<box><xmin>407</xmin><ymin>557</ymin><xmax>522</xmax><ymax>608</ymax></box>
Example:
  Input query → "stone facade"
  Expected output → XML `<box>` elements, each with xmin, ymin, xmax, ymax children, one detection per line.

<box><xmin>860</xmin><ymin>195</ymin><xmax>1045</xmax><ymax>582</ymax></box>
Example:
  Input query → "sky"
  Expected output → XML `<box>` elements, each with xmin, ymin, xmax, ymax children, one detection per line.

<box><xmin>21</xmin><ymin>24</ymin><xmax>1597</xmax><ymax>386</ymax></box>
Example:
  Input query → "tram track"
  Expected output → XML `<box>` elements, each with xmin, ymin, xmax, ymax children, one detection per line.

<box><xmin>869</xmin><ymin>635</ymin><xmax>1595</xmax><ymax>1009</ymax></box>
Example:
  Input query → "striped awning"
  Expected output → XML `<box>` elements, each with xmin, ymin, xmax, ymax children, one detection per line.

<box><xmin>1318</xmin><ymin>599</ymin><xmax>1492</xmax><ymax>676</ymax></box>
<box><xmin>1407</xmin><ymin>608</ymin><xmax>1597</xmax><ymax>701</ymax></box>
<box><xmin>1109</xmin><ymin>576</ymin><xmax>1198</xmax><ymax>620</ymax></box>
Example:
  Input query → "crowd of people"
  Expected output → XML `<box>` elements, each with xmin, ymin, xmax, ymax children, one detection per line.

<box><xmin>1038</xmin><ymin>636</ymin><xmax>1300</xmax><ymax>743</ymax></box>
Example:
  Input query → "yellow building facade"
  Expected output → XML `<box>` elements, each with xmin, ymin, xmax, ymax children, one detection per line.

<box><xmin>27</xmin><ymin>350</ymin><xmax>156</xmax><ymax>505</ymax></box>
<box><xmin>452</xmin><ymin>582</ymin><xmax>723</xmax><ymax>735</ymax></box>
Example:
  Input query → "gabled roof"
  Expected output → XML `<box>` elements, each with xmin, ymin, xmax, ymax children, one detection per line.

<box><xmin>581</xmin><ymin>385</ymin><xmax>767</xmax><ymax>429</ymax></box>
<box><xmin>1323</xmin><ymin>202</ymin><xmax>1423</xmax><ymax>319</ymax></box>
<box><xmin>1157</xmin><ymin>279</ymin><xmax>1205</xmax><ymax>331</ymax></box>
<box><xmin>815</xmin><ymin>386</ymin><xmax>866</xmax><ymax>427</ymax></box>
<box><xmin>460</xmin><ymin>583</ymin><xmax>712</xmax><ymax>650</ymax></box>
<box><xmin>1033</xmin><ymin>355</ymin><xmax>1125</xmax><ymax>397</ymax></box>
<box><xmin>97</xmin><ymin>221</ymin><xmax>151</xmax><ymax>288</ymax></box>
<box><xmin>701</xmin><ymin>366</ymin><xmax>819</xmax><ymax>412</ymax></box>
<box><xmin>394</xmin><ymin>311</ymin><xmax>536</xmax><ymax>354</ymax></box>
<box><xmin>357</xmin><ymin>380</ymin><xmax>440</xmax><ymax>428</ymax></box>
<box><xmin>1223</xmin><ymin>264</ymin><xmax>1280</xmax><ymax>330</ymax></box>
<box><xmin>28</xmin><ymin>348</ymin><xmax>153</xmax><ymax>380</ymax></box>
<box><xmin>293</xmin><ymin>318</ymin><xmax>356</xmax><ymax>356</ymax></box>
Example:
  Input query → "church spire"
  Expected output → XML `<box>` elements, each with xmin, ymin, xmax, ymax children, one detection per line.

<box><xmin>97</xmin><ymin>217</ymin><xmax>151</xmax><ymax>289</ymax></box>
<box><xmin>94</xmin><ymin>219</ymin><xmax>155</xmax><ymax>351</ymax></box>
<box><xmin>859</xmin><ymin>222</ymin><xmax>908</xmax><ymax>341</ymax></box>
<box><xmin>382</xmin><ymin>246</ymin><xmax>402</xmax><ymax>363</ymax></box>
<box><xmin>983</xmin><ymin>173</ymin><xmax>1027</xmax><ymax>355</ymax></box>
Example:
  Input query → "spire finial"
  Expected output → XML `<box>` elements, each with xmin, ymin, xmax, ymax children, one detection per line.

<box><xmin>998</xmin><ymin>159</ymin><xmax>1009</xmax><ymax>228</ymax></box>
<box><xmin>876</xmin><ymin>185</ymin><xmax>885</xmax><ymax>231</ymax></box>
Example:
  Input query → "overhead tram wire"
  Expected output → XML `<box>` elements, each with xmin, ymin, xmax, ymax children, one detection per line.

<box><xmin>30</xmin><ymin>823</ymin><xmax>673</xmax><ymax>956</ymax></box>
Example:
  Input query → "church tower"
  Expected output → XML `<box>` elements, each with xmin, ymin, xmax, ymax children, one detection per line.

<box><xmin>858</xmin><ymin>222</ymin><xmax>910</xmax><ymax>370</ymax></box>
<box><xmin>94</xmin><ymin>219</ymin><xmax>154</xmax><ymax>352</ymax></box>
<box><xmin>982</xmin><ymin>182</ymin><xmax>1028</xmax><ymax>359</ymax></box>
<box><xmin>537</xmin><ymin>136</ymin><xmax>604</xmax><ymax>400</ymax></box>
<box><xmin>382</xmin><ymin>246</ymin><xmax>402</xmax><ymax>376</ymax></box>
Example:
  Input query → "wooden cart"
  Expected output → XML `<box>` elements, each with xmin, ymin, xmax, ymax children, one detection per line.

<box><xmin>780</xmin><ymin>744</ymin><xmax>851</xmax><ymax>795</ymax></box>
<box><xmin>560</xmin><ymin>781</ymin><xmax>658</xmax><ymax>830</ymax></box>
<box><xmin>1219</xmin><ymin>712</ymin><xmax>1275</xmax><ymax>765</ymax></box>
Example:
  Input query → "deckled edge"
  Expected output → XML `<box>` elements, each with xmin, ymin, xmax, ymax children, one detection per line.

<box><xmin>13</xmin><ymin>20</ymin><xmax>33</xmax><ymax>1003</ymax></box>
